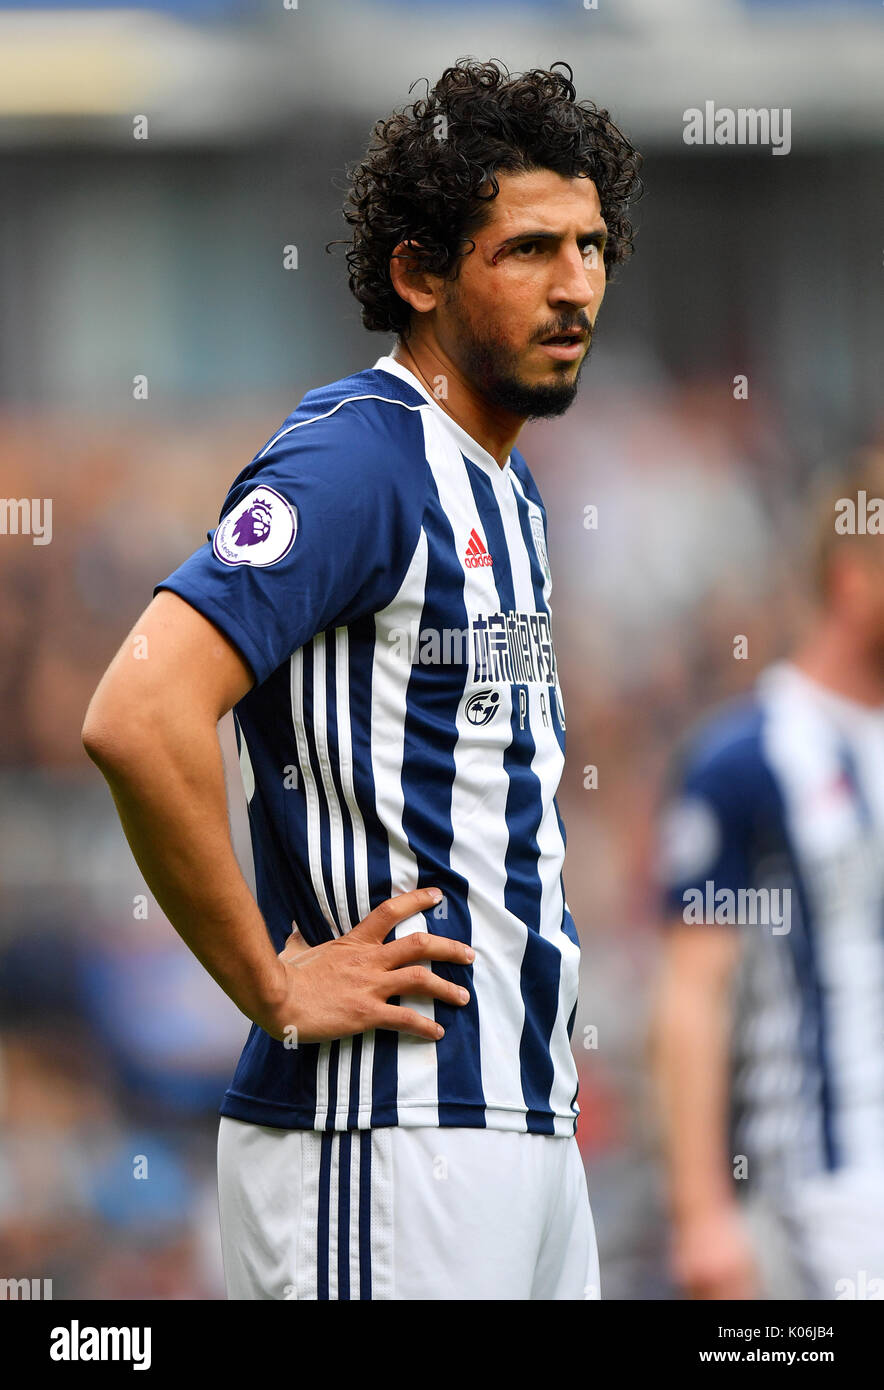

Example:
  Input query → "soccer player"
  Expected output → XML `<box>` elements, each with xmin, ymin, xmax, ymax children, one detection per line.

<box><xmin>652</xmin><ymin>454</ymin><xmax>884</xmax><ymax>1300</ymax></box>
<box><xmin>82</xmin><ymin>59</ymin><xmax>642</xmax><ymax>1300</ymax></box>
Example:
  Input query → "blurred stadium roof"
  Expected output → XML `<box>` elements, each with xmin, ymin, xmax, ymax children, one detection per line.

<box><xmin>0</xmin><ymin>0</ymin><xmax>881</xmax><ymax>146</ymax></box>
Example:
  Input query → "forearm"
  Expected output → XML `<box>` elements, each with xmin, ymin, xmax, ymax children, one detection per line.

<box><xmin>88</xmin><ymin>716</ymin><xmax>285</xmax><ymax>1029</ymax></box>
<box><xmin>652</xmin><ymin>985</ymin><xmax>736</xmax><ymax>1220</ymax></box>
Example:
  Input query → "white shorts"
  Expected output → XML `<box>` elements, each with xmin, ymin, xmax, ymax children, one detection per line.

<box><xmin>741</xmin><ymin>1169</ymin><xmax>884</xmax><ymax>1299</ymax></box>
<box><xmin>217</xmin><ymin>1117</ymin><xmax>600</xmax><ymax>1300</ymax></box>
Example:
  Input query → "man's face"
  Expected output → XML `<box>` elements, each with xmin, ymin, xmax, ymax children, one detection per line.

<box><xmin>434</xmin><ymin>168</ymin><xmax>608</xmax><ymax>419</ymax></box>
<box><xmin>828</xmin><ymin>544</ymin><xmax>884</xmax><ymax>671</ymax></box>
<box><xmin>854</xmin><ymin>548</ymin><xmax>884</xmax><ymax>669</ymax></box>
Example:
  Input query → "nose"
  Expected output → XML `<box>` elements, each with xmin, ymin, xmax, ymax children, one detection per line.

<box><xmin>550</xmin><ymin>243</ymin><xmax>601</xmax><ymax>312</ymax></box>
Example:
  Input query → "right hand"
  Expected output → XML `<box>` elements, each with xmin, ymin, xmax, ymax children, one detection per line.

<box><xmin>671</xmin><ymin>1204</ymin><xmax>762</xmax><ymax>1300</ymax></box>
<box><xmin>257</xmin><ymin>887</ymin><xmax>474</xmax><ymax>1045</ymax></box>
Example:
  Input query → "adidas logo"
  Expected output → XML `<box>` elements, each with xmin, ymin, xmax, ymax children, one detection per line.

<box><xmin>464</xmin><ymin>528</ymin><xmax>493</xmax><ymax>569</ymax></box>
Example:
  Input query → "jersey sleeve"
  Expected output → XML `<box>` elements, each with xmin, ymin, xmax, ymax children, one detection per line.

<box><xmin>153</xmin><ymin>404</ymin><xmax>427</xmax><ymax>687</ymax></box>
<box><xmin>657</xmin><ymin>726</ymin><xmax>756</xmax><ymax>924</ymax></box>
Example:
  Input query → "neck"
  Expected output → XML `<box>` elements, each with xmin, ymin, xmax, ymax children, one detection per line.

<box><xmin>391</xmin><ymin>337</ymin><xmax>523</xmax><ymax>468</ymax></box>
<box><xmin>791</xmin><ymin>618</ymin><xmax>884</xmax><ymax>708</ymax></box>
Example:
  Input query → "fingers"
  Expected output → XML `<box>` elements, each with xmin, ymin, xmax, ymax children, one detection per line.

<box><xmin>354</xmin><ymin>887</ymin><xmax>447</xmax><ymax>943</ymax></box>
<box><xmin>383</xmin><ymin>964</ymin><xmax>470</xmax><ymax>1009</ymax></box>
<box><xmin>382</xmin><ymin>930</ymin><xmax>474</xmax><ymax>969</ymax></box>
<box><xmin>374</xmin><ymin>1003</ymin><xmax>446</xmax><ymax>1042</ymax></box>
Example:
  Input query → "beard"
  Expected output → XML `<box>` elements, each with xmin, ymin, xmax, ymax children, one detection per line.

<box><xmin>448</xmin><ymin>290</ymin><xmax>596</xmax><ymax>420</ymax></box>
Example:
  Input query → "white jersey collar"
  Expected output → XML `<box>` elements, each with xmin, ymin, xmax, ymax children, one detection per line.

<box><xmin>373</xmin><ymin>353</ymin><xmax>512</xmax><ymax>485</ymax></box>
<box><xmin>760</xmin><ymin>659</ymin><xmax>884</xmax><ymax>725</ymax></box>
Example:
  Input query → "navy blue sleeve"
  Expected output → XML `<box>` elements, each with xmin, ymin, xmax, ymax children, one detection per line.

<box><xmin>657</xmin><ymin>709</ymin><xmax>763</xmax><ymax>923</ymax></box>
<box><xmin>153</xmin><ymin>401</ymin><xmax>428</xmax><ymax>687</ymax></box>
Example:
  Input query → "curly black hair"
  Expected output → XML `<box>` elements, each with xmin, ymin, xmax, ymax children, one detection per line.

<box><xmin>331</xmin><ymin>58</ymin><xmax>643</xmax><ymax>337</ymax></box>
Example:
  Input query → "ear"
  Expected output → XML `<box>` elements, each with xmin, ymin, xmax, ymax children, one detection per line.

<box><xmin>389</xmin><ymin>240</ymin><xmax>441</xmax><ymax>317</ymax></box>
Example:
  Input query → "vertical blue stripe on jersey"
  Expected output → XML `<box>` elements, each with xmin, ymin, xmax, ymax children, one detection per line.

<box><xmin>224</xmin><ymin>669</ymin><xmax>322</xmax><ymax>1126</ymax></box>
<box><xmin>750</xmin><ymin>723</ymin><xmax>839</xmax><ymax>1170</ymax></box>
<box><xmin>513</xmin><ymin>475</ymin><xmax>579</xmax><ymax>1125</ymax></box>
<box><xmin>837</xmin><ymin>739</ymin><xmax>872</xmax><ymax>828</ymax></box>
<box><xmin>512</xmin><ymin>482</ymin><xmax>580</xmax><ymax>957</ymax></box>
<box><xmin>835</xmin><ymin>732</ymin><xmax>879</xmax><ymax>1150</ymax></box>
<box><xmin>337</xmin><ymin>1132</ymin><xmax>351</xmax><ymax>1300</ymax></box>
<box><xmin>358</xmin><ymin>1130</ymin><xmax>372</xmax><ymax>1299</ymax></box>
<box><xmin>467</xmin><ymin>460</ymin><xmax>558</xmax><ymax>1134</ymax></box>
<box><xmin>235</xmin><ymin>668</ymin><xmax>312</xmax><ymax>948</ymax></box>
<box><xmin>317</xmin><ymin>1131</ymin><xmax>332</xmax><ymax>1300</ymax></box>
<box><xmin>324</xmin><ymin>1040</ymin><xmax>340</xmax><ymax>1132</ymax></box>
<box><xmin>300</xmin><ymin>642</ymin><xmax>339</xmax><ymax>934</ymax></box>
<box><xmin>321</xmin><ymin>629</ymin><xmax>362</xmax><ymax>928</ymax></box>
<box><xmin>782</xmin><ymin>835</ymin><xmax>838</xmax><ymax>1169</ymax></box>
<box><xmin>318</xmin><ymin>631</ymin><xmax>367</xmax><ymax>1127</ymax></box>
<box><xmin>399</xmin><ymin>474</ymin><xmax>480</xmax><ymax>1124</ymax></box>
<box><xmin>567</xmin><ymin>1002</ymin><xmax>580</xmax><ymax>1131</ymax></box>
<box><xmin>302</xmin><ymin>642</ymin><xmax>342</xmax><ymax>1129</ymax></box>
<box><xmin>553</xmin><ymin>802</ymin><xmax>580</xmax><ymax>950</ymax></box>
<box><xmin>344</xmin><ymin>618</ymin><xmax>398</xmax><ymax>1126</ymax></box>
<box><xmin>347</xmin><ymin>1035</ymin><xmax>363</xmax><ymax>1129</ymax></box>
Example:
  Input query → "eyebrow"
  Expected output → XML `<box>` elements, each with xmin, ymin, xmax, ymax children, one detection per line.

<box><xmin>492</xmin><ymin>227</ymin><xmax>608</xmax><ymax>257</ymax></box>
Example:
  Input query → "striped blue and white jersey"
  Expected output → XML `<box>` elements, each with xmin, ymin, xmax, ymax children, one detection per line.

<box><xmin>659</xmin><ymin>661</ymin><xmax>884</xmax><ymax>1193</ymax></box>
<box><xmin>155</xmin><ymin>354</ymin><xmax>580</xmax><ymax>1136</ymax></box>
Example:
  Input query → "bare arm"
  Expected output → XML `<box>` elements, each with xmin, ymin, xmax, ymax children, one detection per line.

<box><xmin>648</xmin><ymin>921</ymin><xmax>759</xmax><ymax>1298</ymax></box>
<box><xmin>82</xmin><ymin>589</ymin><xmax>473</xmax><ymax>1043</ymax></box>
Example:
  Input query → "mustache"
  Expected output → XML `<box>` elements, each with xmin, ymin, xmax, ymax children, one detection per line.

<box><xmin>534</xmin><ymin>317</ymin><xmax>593</xmax><ymax>342</ymax></box>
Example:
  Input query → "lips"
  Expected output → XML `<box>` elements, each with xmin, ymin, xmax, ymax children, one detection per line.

<box><xmin>540</xmin><ymin>332</ymin><xmax>586</xmax><ymax>346</ymax></box>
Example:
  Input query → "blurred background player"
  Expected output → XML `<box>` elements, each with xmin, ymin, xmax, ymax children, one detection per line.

<box><xmin>651</xmin><ymin>452</ymin><xmax>884</xmax><ymax>1300</ymax></box>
